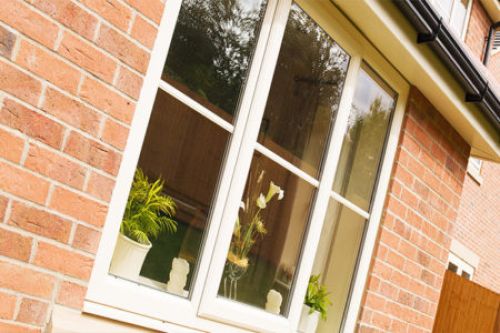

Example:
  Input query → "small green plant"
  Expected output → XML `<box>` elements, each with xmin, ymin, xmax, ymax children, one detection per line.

<box><xmin>121</xmin><ymin>168</ymin><xmax>177</xmax><ymax>245</ymax></box>
<box><xmin>304</xmin><ymin>274</ymin><xmax>332</xmax><ymax>321</ymax></box>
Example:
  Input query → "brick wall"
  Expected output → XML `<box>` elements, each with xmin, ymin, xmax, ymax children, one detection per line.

<box><xmin>455</xmin><ymin>0</ymin><xmax>500</xmax><ymax>294</ymax></box>
<box><xmin>464</xmin><ymin>0</ymin><xmax>491</xmax><ymax>60</ymax></box>
<box><xmin>453</xmin><ymin>162</ymin><xmax>500</xmax><ymax>293</ymax></box>
<box><xmin>0</xmin><ymin>1</ymin><xmax>162</xmax><ymax>332</ymax></box>
<box><xmin>357</xmin><ymin>87</ymin><xmax>470</xmax><ymax>333</ymax></box>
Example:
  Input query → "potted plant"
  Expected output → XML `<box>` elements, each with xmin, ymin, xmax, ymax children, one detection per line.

<box><xmin>110</xmin><ymin>168</ymin><xmax>177</xmax><ymax>281</ymax></box>
<box><xmin>298</xmin><ymin>275</ymin><xmax>332</xmax><ymax>333</ymax></box>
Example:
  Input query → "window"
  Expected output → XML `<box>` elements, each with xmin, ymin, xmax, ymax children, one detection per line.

<box><xmin>448</xmin><ymin>240</ymin><xmax>479</xmax><ymax>281</ymax></box>
<box><xmin>429</xmin><ymin>0</ymin><xmax>471</xmax><ymax>38</ymax></box>
<box><xmin>492</xmin><ymin>29</ymin><xmax>500</xmax><ymax>54</ymax></box>
<box><xmin>467</xmin><ymin>157</ymin><xmax>483</xmax><ymax>183</ymax></box>
<box><xmin>448</xmin><ymin>253</ymin><xmax>474</xmax><ymax>280</ymax></box>
<box><xmin>86</xmin><ymin>1</ymin><xmax>409</xmax><ymax>332</ymax></box>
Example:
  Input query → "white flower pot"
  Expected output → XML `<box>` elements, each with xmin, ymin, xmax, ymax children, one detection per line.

<box><xmin>109</xmin><ymin>233</ymin><xmax>152</xmax><ymax>281</ymax></box>
<box><xmin>298</xmin><ymin>305</ymin><xmax>320</xmax><ymax>333</ymax></box>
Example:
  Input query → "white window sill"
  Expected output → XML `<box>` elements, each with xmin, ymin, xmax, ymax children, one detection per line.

<box><xmin>467</xmin><ymin>168</ymin><xmax>483</xmax><ymax>185</ymax></box>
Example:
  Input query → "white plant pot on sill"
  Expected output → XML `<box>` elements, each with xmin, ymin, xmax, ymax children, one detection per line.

<box><xmin>109</xmin><ymin>233</ymin><xmax>152</xmax><ymax>281</ymax></box>
<box><xmin>298</xmin><ymin>305</ymin><xmax>320</xmax><ymax>333</ymax></box>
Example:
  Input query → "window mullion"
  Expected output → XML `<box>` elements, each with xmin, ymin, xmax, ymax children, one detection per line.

<box><xmin>198</xmin><ymin>0</ymin><xmax>295</xmax><ymax>329</ymax></box>
<box><xmin>189</xmin><ymin>0</ymin><xmax>283</xmax><ymax>308</ymax></box>
<box><xmin>287</xmin><ymin>55</ymin><xmax>363</xmax><ymax>329</ymax></box>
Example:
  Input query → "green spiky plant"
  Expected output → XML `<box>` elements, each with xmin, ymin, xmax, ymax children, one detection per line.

<box><xmin>120</xmin><ymin>168</ymin><xmax>177</xmax><ymax>245</ymax></box>
<box><xmin>304</xmin><ymin>274</ymin><xmax>332</xmax><ymax>321</ymax></box>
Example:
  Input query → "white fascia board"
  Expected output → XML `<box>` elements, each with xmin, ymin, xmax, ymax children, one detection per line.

<box><xmin>333</xmin><ymin>0</ymin><xmax>500</xmax><ymax>162</ymax></box>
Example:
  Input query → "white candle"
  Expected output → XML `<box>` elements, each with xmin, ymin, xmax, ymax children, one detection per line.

<box><xmin>265</xmin><ymin>289</ymin><xmax>282</xmax><ymax>314</ymax></box>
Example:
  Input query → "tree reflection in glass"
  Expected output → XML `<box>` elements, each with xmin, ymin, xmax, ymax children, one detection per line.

<box><xmin>163</xmin><ymin>0</ymin><xmax>267</xmax><ymax>122</ymax></box>
<box><xmin>258</xmin><ymin>4</ymin><xmax>350</xmax><ymax>177</ymax></box>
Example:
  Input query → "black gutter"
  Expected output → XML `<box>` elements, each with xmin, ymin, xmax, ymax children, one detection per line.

<box><xmin>483</xmin><ymin>21</ymin><xmax>500</xmax><ymax>65</ymax></box>
<box><xmin>395</xmin><ymin>0</ymin><xmax>500</xmax><ymax>132</ymax></box>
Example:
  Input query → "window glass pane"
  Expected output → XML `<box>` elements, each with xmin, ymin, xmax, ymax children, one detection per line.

<box><xmin>218</xmin><ymin>152</ymin><xmax>316</xmax><ymax>316</ymax></box>
<box><xmin>310</xmin><ymin>200</ymin><xmax>367</xmax><ymax>332</ymax></box>
<box><xmin>333</xmin><ymin>64</ymin><xmax>397</xmax><ymax>211</ymax></box>
<box><xmin>109</xmin><ymin>89</ymin><xmax>230</xmax><ymax>297</ymax></box>
<box><xmin>448</xmin><ymin>262</ymin><xmax>459</xmax><ymax>273</ymax></box>
<box><xmin>461</xmin><ymin>271</ymin><xmax>471</xmax><ymax>280</ymax></box>
<box><xmin>450</xmin><ymin>0</ymin><xmax>468</xmax><ymax>37</ymax></box>
<box><xmin>257</xmin><ymin>3</ymin><xmax>349</xmax><ymax>178</ymax></box>
<box><xmin>163</xmin><ymin>0</ymin><xmax>267</xmax><ymax>122</ymax></box>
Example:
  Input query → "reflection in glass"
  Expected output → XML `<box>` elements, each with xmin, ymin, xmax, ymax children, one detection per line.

<box><xmin>333</xmin><ymin>64</ymin><xmax>397</xmax><ymax>211</ymax></box>
<box><xmin>258</xmin><ymin>3</ymin><xmax>349</xmax><ymax>177</ymax></box>
<box><xmin>110</xmin><ymin>89</ymin><xmax>230</xmax><ymax>297</ymax></box>
<box><xmin>163</xmin><ymin>0</ymin><xmax>267</xmax><ymax>122</ymax></box>
<box><xmin>218</xmin><ymin>152</ymin><xmax>315</xmax><ymax>316</ymax></box>
<box><xmin>311</xmin><ymin>201</ymin><xmax>367</xmax><ymax>333</ymax></box>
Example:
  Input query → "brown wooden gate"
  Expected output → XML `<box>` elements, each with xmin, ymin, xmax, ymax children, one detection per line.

<box><xmin>433</xmin><ymin>270</ymin><xmax>500</xmax><ymax>333</ymax></box>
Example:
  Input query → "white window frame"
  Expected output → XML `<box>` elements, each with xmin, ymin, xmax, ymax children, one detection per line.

<box><xmin>467</xmin><ymin>157</ymin><xmax>483</xmax><ymax>184</ymax></box>
<box><xmin>448</xmin><ymin>239</ymin><xmax>479</xmax><ymax>280</ymax></box>
<box><xmin>84</xmin><ymin>0</ymin><xmax>409</xmax><ymax>332</ymax></box>
<box><xmin>429</xmin><ymin>0</ymin><xmax>473</xmax><ymax>40</ymax></box>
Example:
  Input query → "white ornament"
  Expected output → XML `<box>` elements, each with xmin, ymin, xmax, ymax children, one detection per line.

<box><xmin>166</xmin><ymin>257</ymin><xmax>190</xmax><ymax>296</ymax></box>
<box><xmin>265</xmin><ymin>289</ymin><xmax>282</xmax><ymax>314</ymax></box>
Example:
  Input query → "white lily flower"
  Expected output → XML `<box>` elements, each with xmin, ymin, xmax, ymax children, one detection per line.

<box><xmin>257</xmin><ymin>170</ymin><xmax>265</xmax><ymax>183</ymax></box>
<box><xmin>266</xmin><ymin>181</ymin><xmax>281</xmax><ymax>202</ymax></box>
<box><xmin>256</xmin><ymin>193</ymin><xmax>267</xmax><ymax>209</ymax></box>
<box><xmin>278</xmin><ymin>189</ymin><xmax>285</xmax><ymax>200</ymax></box>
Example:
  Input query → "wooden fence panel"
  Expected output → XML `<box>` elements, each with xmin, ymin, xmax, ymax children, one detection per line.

<box><xmin>433</xmin><ymin>270</ymin><xmax>500</xmax><ymax>333</ymax></box>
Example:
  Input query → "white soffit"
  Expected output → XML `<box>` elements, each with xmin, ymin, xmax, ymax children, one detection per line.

<box><xmin>333</xmin><ymin>0</ymin><xmax>500</xmax><ymax>162</ymax></box>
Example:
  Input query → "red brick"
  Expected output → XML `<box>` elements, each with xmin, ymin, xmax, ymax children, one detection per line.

<box><xmin>72</xmin><ymin>224</ymin><xmax>100</xmax><ymax>254</ymax></box>
<box><xmin>43</xmin><ymin>87</ymin><xmax>102</xmax><ymax>137</ymax></box>
<box><xmin>49</xmin><ymin>186</ymin><xmax>107</xmax><ymax>227</ymax></box>
<box><xmin>80</xmin><ymin>76</ymin><xmax>135</xmax><ymax>124</ymax></box>
<box><xmin>16</xmin><ymin>298</ymin><xmax>48</xmax><ymax>326</ymax></box>
<box><xmin>0</xmin><ymin>291</ymin><xmax>16</xmax><ymax>320</ymax></box>
<box><xmin>80</xmin><ymin>0</ymin><xmax>132</xmax><ymax>32</ymax></box>
<box><xmin>0</xmin><ymin>0</ymin><xmax>59</xmax><ymax>49</ymax></box>
<box><xmin>0</xmin><ymin>61</ymin><xmax>41</xmax><ymax>106</ymax></box>
<box><xmin>58</xmin><ymin>32</ymin><xmax>117</xmax><ymax>83</ymax></box>
<box><xmin>131</xmin><ymin>15</ymin><xmax>157</xmax><ymax>49</ymax></box>
<box><xmin>0</xmin><ymin>25</ymin><xmax>16</xmax><ymax>59</ymax></box>
<box><xmin>24</xmin><ymin>145</ymin><xmax>86</xmax><ymax>190</ymax></box>
<box><xmin>0</xmin><ymin>260</ymin><xmax>55</xmax><ymax>298</ymax></box>
<box><xmin>371</xmin><ymin>311</ymin><xmax>391</xmax><ymax>331</ymax></box>
<box><xmin>9</xmin><ymin>202</ymin><xmax>72</xmax><ymax>243</ymax></box>
<box><xmin>0</xmin><ymin>99</ymin><xmax>65</xmax><ymax>149</ymax></box>
<box><xmin>379</xmin><ymin>281</ymin><xmax>398</xmax><ymax>300</ymax></box>
<box><xmin>116</xmin><ymin>65</ymin><xmax>143</xmax><ymax>99</ymax></box>
<box><xmin>63</xmin><ymin>131</ymin><xmax>121</xmax><ymax>175</ymax></box>
<box><xmin>0</xmin><ymin>226</ymin><xmax>32</xmax><ymax>261</ymax></box>
<box><xmin>127</xmin><ymin>0</ymin><xmax>164</xmax><ymax>24</ymax></box>
<box><xmin>86</xmin><ymin>171</ymin><xmax>115</xmax><ymax>202</ymax></box>
<box><xmin>386</xmin><ymin>250</ymin><xmax>405</xmax><ymax>271</ymax></box>
<box><xmin>0</xmin><ymin>161</ymin><xmax>50</xmax><ymax>205</ymax></box>
<box><xmin>0</xmin><ymin>196</ymin><xmax>7</xmax><ymax>222</ymax></box>
<box><xmin>16</xmin><ymin>39</ymin><xmax>81</xmax><ymax>95</ymax></box>
<box><xmin>0</xmin><ymin>322</ymin><xmax>40</xmax><ymax>333</ymax></box>
<box><xmin>56</xmin><ymin>281</ymin><xmax>86</xmax><ymax>309</ymax></box>
<box><xmin>34</xmin><ymin>242</ymin><xmax>93</xmax><ymax>280</ymax></box>
<box><xmin>101</xmin><ymin>118</ymin><xmax>129</xmax><ymax>150</ymax></box>
<box><xmin>364</xmin><ymin>292</ymin><xmax>386</xmax><ymax>310</ymax></box>
<box><xmin>31</xmin><ymin>0</ymin><xmax>97</xmax><ymax>40</ymax></box>
<box><xmin>0</xmin><ymin>128</ymin><xmax>24</xmax><ymax>163</ymax></box>
<box><xmin>97</xmin><ymin>25</ymin><xmax>149</xmax><ymax>73</ymax></box>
